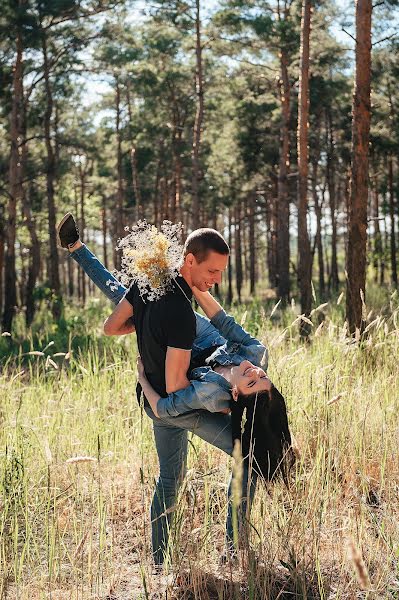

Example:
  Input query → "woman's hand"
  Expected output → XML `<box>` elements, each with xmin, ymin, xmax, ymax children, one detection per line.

<box><xmin>136</xmin><ymin>356</ymin><xmax>161</xmax><ymax>418</ymax></box>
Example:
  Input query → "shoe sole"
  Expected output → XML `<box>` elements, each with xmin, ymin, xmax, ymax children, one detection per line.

<box><xmin>56</xmin><ymin>212</ymin><xmax>73</xmax><ymax>249</ymax></box>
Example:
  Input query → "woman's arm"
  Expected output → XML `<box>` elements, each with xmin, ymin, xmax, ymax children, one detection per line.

<box><xmin>192</xmin><ymin>287</ymin><xmax>223</xmax><ymax>320</ymax></box>
<box><xmin>137</xmin><ymin>358</ymin><xmax>162</xmax><ymax>417</ymax></box>
<box><xmin>193</xmin><ymin>287</ymin><xmax>262</xmax><ymax>349</ymax></box>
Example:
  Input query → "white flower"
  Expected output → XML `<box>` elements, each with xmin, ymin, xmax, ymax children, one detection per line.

<box><xmin>114</xmin><ymin>220</ymin><xmax>184</xmax><ymax>301</ymax></box>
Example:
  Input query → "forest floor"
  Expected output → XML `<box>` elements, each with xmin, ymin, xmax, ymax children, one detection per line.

<box><xmin>1</xmin><ymin>287</ymin><xmax>398</xmax><ymax>599</ymax></box>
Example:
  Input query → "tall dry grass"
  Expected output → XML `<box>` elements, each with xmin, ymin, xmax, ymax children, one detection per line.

<box><xmin>0</xmin><ymin>290</ymin><xmax>398</xmax><ymax>599</ymax></box>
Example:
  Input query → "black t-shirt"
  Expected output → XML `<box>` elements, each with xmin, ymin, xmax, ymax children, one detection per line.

<box><xmin>125</xmin><ymin>276</ymin><xmax>196</xmax><ymax>397</ymax></box>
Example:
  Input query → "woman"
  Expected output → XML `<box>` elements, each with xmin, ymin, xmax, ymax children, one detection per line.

<box><xmin>67</xmin><ymin>239</ymin><xmax>294</xmax><ymax>482</ymax></box>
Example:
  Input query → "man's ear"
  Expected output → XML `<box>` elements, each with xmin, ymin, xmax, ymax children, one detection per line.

<box><xmin>232</xmin><ymin>385</ymin><xmax>239</xmax><ymax>401</ymax></box>
<box><xmin>184</xmin><ymin>252</ymin><xmax>195</xmax><ymax>268</ymax></box>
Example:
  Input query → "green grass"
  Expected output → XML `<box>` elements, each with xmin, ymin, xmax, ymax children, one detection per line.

<box><xmin>0</xmin><ymin>287</ymin><xmax>398</xmax><ymax>598</ymax></box>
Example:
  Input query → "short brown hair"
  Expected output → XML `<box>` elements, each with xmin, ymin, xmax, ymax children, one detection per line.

<box><xmin>183</xmin><ymin>228</ymin><xmax>229</xmax><ymax>263</ymax></box>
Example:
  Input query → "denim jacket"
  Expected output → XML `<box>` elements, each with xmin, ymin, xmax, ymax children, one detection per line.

<box><xmin>157</xmin><ymin>309</ymin><xmax>268</xmax><ymax>419</ymax></box>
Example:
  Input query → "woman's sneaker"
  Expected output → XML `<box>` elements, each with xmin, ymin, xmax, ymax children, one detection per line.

<box><xmin>57</xmin><ymin>213</ymin><xmax>80</xmax><ymax>249</ymax></box>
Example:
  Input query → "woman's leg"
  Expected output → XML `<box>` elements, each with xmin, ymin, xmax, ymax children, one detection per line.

<box><xmin>69</xmin><ymin>243</ymin><xmax>126</xmax><ymax>304</ymax></box>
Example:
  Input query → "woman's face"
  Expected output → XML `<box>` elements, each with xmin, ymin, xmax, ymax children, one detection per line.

<box><xmin>230</xmin><ymin>360</ymin><xmax>271</xmax><ymax>396</ymax></box>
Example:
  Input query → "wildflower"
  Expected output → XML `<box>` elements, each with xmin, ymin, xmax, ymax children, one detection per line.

<box><xmin>114</xmin><ymin>220</ymin><xmax>184</xmax><ymax>301</ymax></box>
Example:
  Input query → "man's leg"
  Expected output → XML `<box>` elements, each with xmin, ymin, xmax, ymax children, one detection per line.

<box><xmin>146</xmin><ymin>406</ymin><xmax>257</xmax><ymax>557</ymax></box>
<box><xmin>148</xmin><ymin>416</ymin><xmax>188</xmax><ymax>565</ymax></box>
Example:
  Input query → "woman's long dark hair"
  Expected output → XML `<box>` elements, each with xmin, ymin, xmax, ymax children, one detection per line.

<box><xmin>231</xmin><ymin>385</ymin><xmax>295</xmax><ymax>483</ymax></box>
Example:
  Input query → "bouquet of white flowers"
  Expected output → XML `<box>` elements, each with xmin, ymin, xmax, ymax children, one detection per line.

<box><xmin>113</xmin><ymin>220</ymin><xmax>184</xmax><ymax>301</ymax></box>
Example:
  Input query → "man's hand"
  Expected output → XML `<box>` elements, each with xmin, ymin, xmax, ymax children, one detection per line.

<box><xmin>104</xmin><ymin>298</ymin><xmax>135</xmax><ymax>336</ymax></box>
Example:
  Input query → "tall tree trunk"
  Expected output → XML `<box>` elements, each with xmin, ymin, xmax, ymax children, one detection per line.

<box><xmin>312</xmin><ymin>161</ymin><xmax>325</xmax><ymax>300</ymax></box>
<box><xmin>326</xmin><ymin>109</ymin><xmax>339</xmax><ymax>292</ymax></box>
<box><xmin>79</xmin><ymin>161</ymin><xmax>87</xmax><ymax>304</ymax></box>
<box><xmin>277</xmin><ymin>47</ymin><xmax>291</xmax><ymax>301</ymax></box>
<box><xmin>42</xmin><ymin>29</ymin><xmax>61</xmax><ymax>320</ymax></box>
<box><xmin>371</xmin><ymin>166</ymin><xmax>382</xmax><ymax>283</ymax></box>
<box><xmin>102</xmin><ymin>195</ymin><xmax>108</xmax><ymax>269</ymax></box>
<box><xmin>346</xmin><ymin>0</ymin><xmax>372</xmax><ymax>334</ymax></box>
<box><xmin>153</xmin><ymin>155</ymin><xmax>162</xmax><ymax>227</ymax></box>
<box><xmin>126</xmin><ymin>82</ymin><xmax>142</xmax><ymax>220</ymax></box>
<box><xmin>297</xmin><ymin>0</ymin><xmax>312</xmax><ymax>336</ymax></box>
<box><xmin>74</xmin><ymin>185</ymin><xmax>81</xmax><ymax>299</ymax></box>
<box><xmin>249</xmin><ymin>192</ymin><xmax>256</xmax><ymax>295</ymax></box>
<box><xmin>267</xmin><ymin>175</ymin><xmax>278</xmax><ymax>288</ymax></box>
<box><xmin>115</xmin><ymin>75</ymin><xmax>124</xmax><ymax>269</ymax></box>
<box><xmin>227</xmin><ymin>205</ymin><xmax>233</xmax><ymax>305</ymax></box>
<box><xmin>2</xmin><ymin>29</ymin><xmax>23</xmax><ymax>333</ymax></box>
<box><xmin>172</xmin><ymin>115</ymin><xmax>183</xmax><ymax>224</ymax></box>
<box><xmin>67</xmin><ymin>253</ymin><xmax>74</xmax><ymax>297</ymax></box>
<box><xmin>235</xmin><ymin>202</ymin><xmax>243</xmax><ymax>302</ymax></box>
<box><xmin>0</xmin><ymin>209</ymin><xmax>4</xmax><ymax>317</ymax></box>
<box><xmin>191</xmin><ymin>0</ymin><xmax>204</xmax><ymax>227</ymax></box>
<box><xmin>388</xmin><ymin>155</ymin><xmax>397</xmax><ymax>287</ymax></box>
<box><xmin>21</xmin><ymin>106</ymin><xmax>40</xmax><ymax>327</ymax></box>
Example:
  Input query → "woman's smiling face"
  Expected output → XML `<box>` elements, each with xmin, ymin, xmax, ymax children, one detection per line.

<box><xmin>230</xmin><ymin>360</ymin><xmax>271</xmax><ymax>396</ymax></box>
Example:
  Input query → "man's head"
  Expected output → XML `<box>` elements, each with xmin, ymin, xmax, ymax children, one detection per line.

<box><xmin>181</xmin><ymin>228</ymin><xmax>229</xmax><ymax>291</ymax></box>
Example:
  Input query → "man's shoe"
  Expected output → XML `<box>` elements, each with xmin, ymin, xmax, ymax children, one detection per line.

<box><xmin>57</xmin><ymin>213</ymin><xmax>80</xmax><ymax>249</ymax></box>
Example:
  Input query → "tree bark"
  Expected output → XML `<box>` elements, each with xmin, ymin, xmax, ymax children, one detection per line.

<box><xmin>297</xmin><ymin>0</ymin><xmax>312</xmax><ymax>335</ymax></box>
<box><xmin>249</xmin><ymin>192</ymin><xmax>256</xmax><ymax>294</ymax></box>
<box><xmin>326</xmin><ymin>109</ymin><xmax>339</xmax><ymax>292</ymax></box>
<box><xmin>371</xmin><ymin>165</ymin><xmax>382</xmax><ymax>284</ymax></box>
<box><xmin>42</xmin><ymin>28</ymin><xmax>61</xmax><ymax>319</ymax></box>
<box><xmin>126</xmin><ymin>82</ymin><xmax>142</xmax><ymax>220</ymax></box>
<box><xmin>0</xmin><ymin>209</ymin><xmax>4</xmax><ymax>317</ymax></box>
<box><xmin>277</xmin><ymin>47</ymin><xmax>291</xmax><ymax>301</ymax></box>
<box><xmin>266</xmin><ymin>175</ymin><xmax>278</xmax><ymax>288</ymax></box>
<box><xmin>312</xmin><ymin>159</ymin><xmax>325</xmax><ymax>300</ymax></box>
<box><xmin>115</xmin><ymin>75</ymin><xmax>124</xmax><ymax>269</ymax></box>
<box><xmin>227</xmin><ymin>205</ymin><xmax>233</xmax><ymax>304</ymax></box>
<box><xmin>102</xmin><ymin>195</ymin><xmax>108</xmax><ymax>269</ymax></box>
<box><xmin>388</xmin><ymin>155</ymin><xmax>397</xmax><ymax>287</ymax></box>
<box><xmin>191</xmin><ymin>0</ymin><xmax>204</xmax><ymax>227</ymax></box>
<box><xmin>235</xmin><ymin>202</ymin><xmax>243</xmax><ymax>302</ymax></box>
<box><xmin>346</xmin><ymin>0</ymin><xmax>372</xmax><ymax>334</ymax></box>
<box><xmin>2</xmin><ymin>29</ymin><xmax>23</xmax><ymax>333</ymax></box>
<box><xmin>78</xmin><ymin>159</ymin><xmax>87</xmax><ymax>304</ymax></box>
<box><xmin>21</xmin><ymin>112</ymin><xmax>40</xmax><ymax>327</ymax></box>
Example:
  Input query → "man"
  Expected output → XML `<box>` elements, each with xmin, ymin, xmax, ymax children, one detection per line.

<box><xmin>105</xmin><ymin>228</ymin><xmax>235</xmax><ymax>566</ymax></box>
<box><xmin>57</xmin><ymin>215</ymin><xmax>246</xmax><ymax>567</ymax></box>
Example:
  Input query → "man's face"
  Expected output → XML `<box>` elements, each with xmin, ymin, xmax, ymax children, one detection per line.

<box><xmin>188</xmin><ymin>251</ymin><xmax>229</xmax><ymax>291</ymax></box>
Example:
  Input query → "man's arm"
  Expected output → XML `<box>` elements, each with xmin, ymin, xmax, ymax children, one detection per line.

<box><xmin>165</xmin><ymin>347</ymin><xmax>191</xmax><ymax>393</ymax></box>
<box><xmin>104</xmin><ymin>298</ymin><xmax>135</xmax><ymax>336</ymax></box>
<box><xmin>137</xmin><ymin>357</ymin><xmax>231</xmax><ymax>418</ymax></box>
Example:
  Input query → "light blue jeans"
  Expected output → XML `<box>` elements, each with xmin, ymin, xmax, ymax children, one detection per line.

<box><xmin>71</xmin><ymin>244</ymin><xmax>257</xmax><ymax>563</ymax></box>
